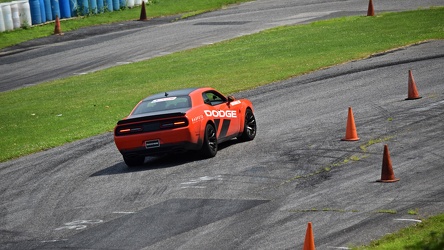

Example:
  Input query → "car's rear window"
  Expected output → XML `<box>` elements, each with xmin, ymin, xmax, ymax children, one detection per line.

<box><xmin>132</xmin><ymin>96</ymin><xmax>191</xmax><ymax>115</ymax></box>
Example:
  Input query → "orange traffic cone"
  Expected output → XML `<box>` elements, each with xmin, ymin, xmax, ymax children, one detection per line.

<box><xmin>367</xmin><ymin>0</ymin><xmax>375</xmax><ymax>16</ymax></box>
<box><xmin>406</xmin><ymin>70</ymin><xmax>422</xmax><ymax>100</ymax></box>
<box><xmin>377</xmin><ymin>145</ymin><xmax>399</xmax><ymax>183</ymax></box>
<box><xmin>303</xmin><ymin>222</ymin><xmax>316</xmax><ymax>250</ymax></box>
<box><xmin>342</xmin><ymin>107</ymin><xmax>359</xmax><ymax>141</ymax></box>
<box><xmin>139</xmin><ymin>1</ymin><xmax>148</xmax><ymax>21</ymax></box>
<box><xmin>54</xmin><ymin>15</ymin><xmax>63</xmax><ymax>35</ymax></box>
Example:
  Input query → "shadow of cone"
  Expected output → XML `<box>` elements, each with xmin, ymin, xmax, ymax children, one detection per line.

<box><xmin>342</xmin><ymin>107</ymin><xmax>359</xmax><ymax>141</ymax></box>
<box><xmin>303</xmin><ymin>222</ymin><xmax>316</xmax><ymax>250</ymax></box>
<box><xmin>367</xmin><ymin>0</ymin><xmax>375</xmax><ymax>16</ymax></box>
<box><xmin>54</xmin><ymin>15</ymin><xmax>63</xmax><ymax>35</ymax></box>
<box><xmin>406</xmin><ymin>70</ymin><xmax>422</xmax><ymax>100</ymax></box>
<box><xmin>139</xmin><ymin>1</ymin><xmax>148</xmax><ymax>21</ymax></box>
<box><xmin>377</xmin><ymin>145</ymin><xmax>399</xmax><ymax>183</ymax></box>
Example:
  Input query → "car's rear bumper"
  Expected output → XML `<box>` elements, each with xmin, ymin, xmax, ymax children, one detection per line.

<box><xmin>119</xmin><ymin>141</ymin><xmax>201</xmax><ymax>157</ymax></box>
<box><xmin>114</xmin><ymin>126</ymin><xmax>200</xmax><ymax>154</ymax></box>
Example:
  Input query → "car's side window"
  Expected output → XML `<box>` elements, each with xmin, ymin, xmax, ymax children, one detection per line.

<box><xmin>202</xmin><ymin>93</ymin><xmax>211</xmax><ymax>105</ymax></box>
<box><xmin>202</xmin><ymin>91</ymin><xmax>226</xmax><ymax>106</ymax></box>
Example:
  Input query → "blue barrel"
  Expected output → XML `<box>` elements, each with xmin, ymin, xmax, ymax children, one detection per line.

<box><xmin>105</xmin><ymin>0</ymin><xmax>112</xmax><ymax>11</ymax></box>
<box><xmin>69</xmin><ymin>0</ymin><xmax>77</xmax><ymax>16</ymax></box>
<box><xmin>89</xmin><ymin>0</ymin><xmax>97</xmax><ymax>13</ymax></box>
<box><xmin>77</xmin><ymin>0</ymin><xmax>88</xmax><ymax>15</ymax></box>
<box><xmin>119</xmin><ymin>0</ymin><xmax>125</xmax><ymax>8</ymax></box>
<box><xmin>96</xmin><ymin>0</ymin><xmax>103</xmax><ymax>13</ymax></box>
<box><xmin>51</xmin><ymin>0</ymin><xmax>60</xmax><ymax>20</ymax></box>
<box><xmin>38</xmin><ymin>0</ymin><xmax>46</xmax><ymax>22</ymax></box>
<box><xmin>112</xmin><ymin>0</ymin><xmax>119</xmax><ymax>11</ymax></box>
<box><xmin>29</xmin><ymin>0</ymin><xmax>42</xmax><ymax>24</ymax></box>
<box><xmin>59</xmin><ymin>0</ymin><xmax>70</xmax><ymax>18</ymax></box>
<box><xmin>43</xmin><ymin>0</ymin><xmax>52</xmax><ymax>21</ymax></box>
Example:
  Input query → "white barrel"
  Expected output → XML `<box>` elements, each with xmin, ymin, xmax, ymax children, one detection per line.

<box><xmin>0</xmin><ymin>7</ymin><xmax>5</xmax><ymax>32</ymax></box>
<box><xmin>134</xmin><ymin>0</ymin><xmax>141</xmax><ymax>6</ymax></box>
<box><xmin>1</xmin><ymin>3</ymin><xmax>14</xmax><ymax>31</ymax></box>
<box><xmin>10</xmin><ymin>3</ymin><xmax>20</xmax><ymax>29</ymax></box>
<box><xmin>127</xmin><ymin>0</ymin><xmax>134</xmax><ymax>8</ymax></box>
<box><xmin>15</xmin><ymin>0</ymin><xmax>32</xmax><ymax>27</ymax></box>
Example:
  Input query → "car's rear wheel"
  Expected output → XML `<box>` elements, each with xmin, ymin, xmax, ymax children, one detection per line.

<box><xmin>123</xmin><ymin>155</ymin><xmax>145</xmax><ymax>167</ymax></box>
<box><xmin>239</xmin><ymin>108</ymin><xmax>257</xmax><ymax>141</ymax></box>
<box><xmin>200</xmin><ymin>123</ymin><xmax>217</xmax><ymax>158</ymax></box>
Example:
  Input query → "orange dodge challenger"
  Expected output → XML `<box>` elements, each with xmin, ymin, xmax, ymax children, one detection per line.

<box><xmin>114</xmin><ymin>87</ymin><xmax>257</xmax><ymax>167</ymax></box>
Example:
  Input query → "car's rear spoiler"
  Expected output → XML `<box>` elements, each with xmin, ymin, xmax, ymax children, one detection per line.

<box><xmin>117</xmin><ymin>112</ymin><xmax>187</xmax><ymax>125</ymax></box>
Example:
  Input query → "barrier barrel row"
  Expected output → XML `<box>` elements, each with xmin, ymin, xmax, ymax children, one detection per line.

<box><xmin>0</xmin><ymin>0</ymin><xmax>145</xmax><ymax>32</ymax></box>
<box><xmin>1</xmin><ymin>1</ymin><xmax>31</xmax><ymax>31</ymax></box>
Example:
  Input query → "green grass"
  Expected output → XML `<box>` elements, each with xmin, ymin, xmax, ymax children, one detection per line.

<box><xmin>0</xmin><ymin>7</ymin><xmax>443</xmax><ymax>162</ymax></box>
<box><xmin>375</xmin><ymin>210</ymin><xmax>398</xmax><ymax>214</ymax></box>
<box><xmin>353</xmin><ymin>213</ymin><xmax>444</xmax><ymax>250</ymax></box>
<box><xmin>0</xmin><ymin>0</ymin><xmax>251</xmax><ymax>49</ymax></box>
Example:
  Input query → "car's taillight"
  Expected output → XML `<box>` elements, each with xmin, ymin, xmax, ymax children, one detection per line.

<box><xmin>118</xmin><ymin>127</ymin><xmax>143</xmax><ymax>134</ymax></box>
<box><xmin>116</xmin><ymin>126</ymin><xmax>143</xmax><ymax>136</ymax></box>
<box><xmin>160</xmin><ymin>118</ymin><xmax>188</xmax><ymax>129</ymax></box>
<box><xmin>115</xmin><ymin>118</ymin><xmax>188</xmax><ymax>136</ymax></box>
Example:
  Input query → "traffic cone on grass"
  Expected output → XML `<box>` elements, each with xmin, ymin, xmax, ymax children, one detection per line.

<box><xmin>377</xmin><ymin>145</ymin><xmax>399</xmax><ymax>183</ymax></box>
<box><xmin>342</xmin><ymin>107</ymin><xmax>359</xmax><ymax>141</ymax></box>
<box><xmin>54</xmin><ymin>15</ymin><xmax>63</xmax><ymax>35</ymax></box>
<box><xmin>406</xmin><ymin>70</ymin><xmax>422</xmax><ymax>100</ymax></box>
<box><xmin>139</xmin><ymin>1</ymin><xmax>148</xmax><ymax>21</ymax></box>
<box><xmin>367</xmin><ymin>0</ymin><xmax>375</xmax><ymax>16</ymax></box>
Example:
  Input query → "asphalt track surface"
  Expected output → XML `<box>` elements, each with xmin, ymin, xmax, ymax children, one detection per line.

<box><xmin>1</xmin><ymin>0</ymin><xmax>444</xmax><ymax>91</ymax></box>
<box><xmin>1</xmin><ymin>1</ymin><xmax>444</xmax><ymax>250</ymax></box>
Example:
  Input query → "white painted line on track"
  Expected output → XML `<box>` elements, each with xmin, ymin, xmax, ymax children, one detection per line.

<box><xmin>181</xmin><ymin>186</ymin><xmax>206</xmax><ymax>189</ymax></box>
<box><xmin>115</xmin><ymin>61</ymin><xmax>131</xmax><ymax>65</ymax></box>
<box><xmin>394</xmin><ymin>218</ymin><xmax>422</xmax><ymax>223</ymax></box>
<box><xmin>180</xmin><ymin>175</ymin><xmax>223</xmax><ymax>189</ymax></box>
<box><xmin>113</xmin><ymin>211</ymin><xmax>136</xmax><ymax>214</ymax></box>
<box><xmin>55</xmin><ymin>219</ymin><xmax>103</xmax><ymax>231</ymax></box>
<box><xmin>41</xmin><ymin>239</ymin><xmax>68</xmax><ymax>243</ymax></box>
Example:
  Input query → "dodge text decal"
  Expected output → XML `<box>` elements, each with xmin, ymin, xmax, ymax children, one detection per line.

<box><xmin>204</xmin><ymin>110</ymin><xmax>237</xmax><ymax>118</ymax></box>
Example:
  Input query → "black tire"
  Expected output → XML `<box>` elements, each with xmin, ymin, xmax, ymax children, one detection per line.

<box><xmin>239</xmin><ymin>108</ymin><xmax>257</xmax><ymax>141</ymax></box>
<box><xmin>200</xmin><ymin>123</ymin><xmax>218</xmax><ymax>158</ymax></box>
<box><xmin>123</xmin><ymin>155</ymin><xmax>145</xmax><ymax>167</ymax></box>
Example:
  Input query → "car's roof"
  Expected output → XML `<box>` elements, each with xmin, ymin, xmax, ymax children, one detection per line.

<box><xmin>142</xmin><ymin>88</ymin><xmax>200</xmax><ymax>101</ymax></box>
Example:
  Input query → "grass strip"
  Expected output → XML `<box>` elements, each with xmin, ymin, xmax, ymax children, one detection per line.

<box><xmin>0</xmin><ymin>7</ymin><xmax>443</xmax><ymax>162</ymax></box>
<box><xmin>353</xmin><ymin>213</ymin><xmax>444</xmax><ymax>250</ymax></box>
<box><xmin>0</xmin><ymin>0</ymin><xmax>251</xmax><ymax>49</ymax></box>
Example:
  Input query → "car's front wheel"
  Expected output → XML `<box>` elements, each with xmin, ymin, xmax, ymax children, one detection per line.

<box><xmin>200</xmin><ymin>123</ymin><xmax>217</xmax><ymax>158</ymax></box>
<box><xmin>123</xmin><ymin>155</ymin><xmax>145</xmax><ymax>167</ymax></box>
<box><xmin>239</xmin><ymin>108</ymin><xmax>257</xmax><ymax>141</ymax></box>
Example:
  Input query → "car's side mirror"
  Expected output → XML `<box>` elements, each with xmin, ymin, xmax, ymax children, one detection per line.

<box><xmin>227</xmin><ymin>96</ymin><xmax>235</xmax><ymax>102</ymax></box>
